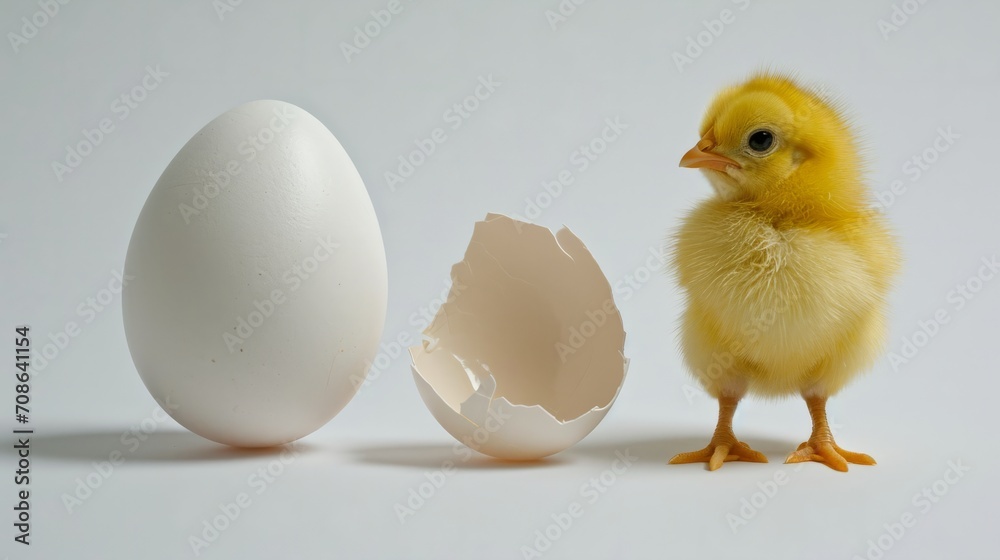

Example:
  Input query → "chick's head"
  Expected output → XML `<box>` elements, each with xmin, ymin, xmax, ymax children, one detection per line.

<box><xmin>681</xmin><ymin>73</ymin><xmax>865</xmax><ymax>219</ymax></box>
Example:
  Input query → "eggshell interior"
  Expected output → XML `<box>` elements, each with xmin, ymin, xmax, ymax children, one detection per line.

<box><xmin>410</xmin><ymin>213</ymin><xmax>628</xmax><ymax>460</ymax></box>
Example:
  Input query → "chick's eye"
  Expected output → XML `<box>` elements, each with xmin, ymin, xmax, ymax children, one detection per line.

<box><xmin>747</xmin><ymin>130</ymin><xmax>774</xmax><ymax>153</ymax></box>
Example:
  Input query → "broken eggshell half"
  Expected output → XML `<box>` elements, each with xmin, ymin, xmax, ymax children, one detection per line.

<box><xmin>409</xmin><ymin>213</ymin><xmax>628</xmax><ymax>460</ymax></box>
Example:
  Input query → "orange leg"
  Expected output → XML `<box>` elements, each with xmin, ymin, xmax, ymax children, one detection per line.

<box><xmin>669</xmin><ymin>395</ymin><xmax>768</xmax><ymax>470</ymax></box>
<box><xmin>785</xmin><ymin>395</ymin><xmax>876</xmax><ymax>472</ymax></box>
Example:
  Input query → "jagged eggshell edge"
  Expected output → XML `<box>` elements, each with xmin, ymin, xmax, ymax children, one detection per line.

<box><xmin>409</xmin><ymin>213</ymin><xmax>629</xmax><ymax>460</ymax></box>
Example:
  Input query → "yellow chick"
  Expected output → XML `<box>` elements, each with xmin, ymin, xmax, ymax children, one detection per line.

<box><xmin>668</xmin><ymin>72</ymin><xmax>900</xmax><ymax>472</ymax></box>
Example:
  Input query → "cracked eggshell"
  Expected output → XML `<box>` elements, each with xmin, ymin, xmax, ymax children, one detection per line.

<box><xmin>123</xmin><ymin>100</ymin><xmax>387</xmax><ymax>447</ymax></box>
<box><xmin>410</xmin><ymin>213</ymin><xmax>628</xmax><ymax>460</ymax></box>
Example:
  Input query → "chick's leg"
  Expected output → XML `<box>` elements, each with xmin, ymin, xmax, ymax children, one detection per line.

<box><xmin>668</xmin><ymin>395</ymin><xmax>768</xmax><ymax>470</ymax></box>
<box><xmin>785</xmin><ymin>395</ymin><xmax>876</xmax><ymax>472</ymax></box>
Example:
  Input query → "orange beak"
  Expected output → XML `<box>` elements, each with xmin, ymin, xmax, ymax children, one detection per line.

<box><xmin>679</xmin><ymin>135</ymin><xmax>741</xmax><ymax>172</ymax></box>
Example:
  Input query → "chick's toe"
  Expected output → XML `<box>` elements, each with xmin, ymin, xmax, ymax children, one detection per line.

<box><xmin>670</xmin><ymin>439</ymin><xmax>768</xmax><ymax>471</ymax></box>
<box><xmin>668</xmin><ymin>396</ymin><xmax>768</xmax><ymax>471</ymax></box>
<box><xmin>785</xmin><ymin>395</ymin><xmax>876</xmax><ymax>472</ymax></box>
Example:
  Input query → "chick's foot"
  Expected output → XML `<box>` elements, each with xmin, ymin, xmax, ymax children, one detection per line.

<box><xmin>785</xmin><ymin>440</ymin><xmax>875</xmax><ymax>472</ymax></box>
<box><xmin>785</xmin><ymin>394</ymin><xmax>876</xmax><ymax>472</ymax></box>
<box><xmin>669</xmin><ymin>436</ymin><xmax>768</xmax><ymax>471</ymax></box>
<box><xmin>668</xmin><ymin>396</ymin><xmax>768</xmax><ymax>471</ymax></box>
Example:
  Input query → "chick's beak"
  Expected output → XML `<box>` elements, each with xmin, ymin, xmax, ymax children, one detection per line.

<box><xmin>679</xmin><ymin>136</ymin><xmax>741</xmax><ymax>172</ymax></box>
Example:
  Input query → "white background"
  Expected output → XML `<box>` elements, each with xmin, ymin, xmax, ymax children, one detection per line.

<box><xmin>2</xmin><ymin>1</ymin><xmax>999</xmax><ymax>559</ymax></box>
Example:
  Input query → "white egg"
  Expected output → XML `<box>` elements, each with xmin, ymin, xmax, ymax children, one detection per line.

<box><xmin>123</xmin><ymin>100</ymin><xmax>387</xmax><ymax>447</ymax></box>
<box><xmin>410</xmin><ymin>214</ymin><xmax>628</xmax><ymax>460</ymax></box>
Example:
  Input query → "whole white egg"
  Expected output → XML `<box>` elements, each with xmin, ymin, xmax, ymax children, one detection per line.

<box><xmin>123</xmin><ymin>100</ymin><xmax>387</xmax><ymax>447</ymax></box>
